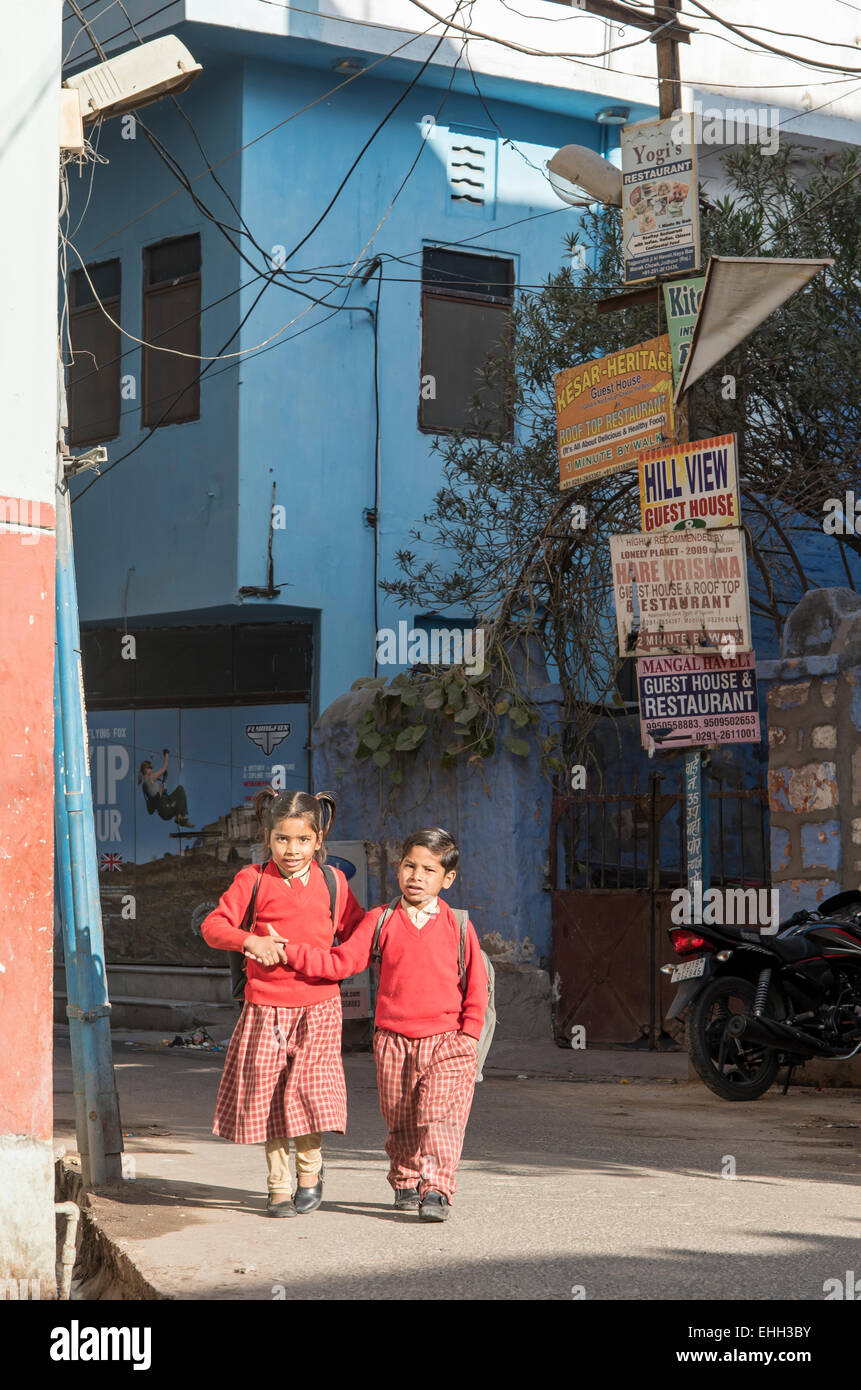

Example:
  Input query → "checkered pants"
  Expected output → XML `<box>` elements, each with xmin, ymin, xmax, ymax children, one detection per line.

<box><xmin>373</xmin><ymin>1029</ymin><xmax>477</xmax><ymax>1201</ymax></box>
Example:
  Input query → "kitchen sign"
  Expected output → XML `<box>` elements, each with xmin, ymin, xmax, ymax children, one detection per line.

<box><xmin>622</xmin><ymin>115</ymin><xmax>700</xmax><ymax>284</ymax></box>
<box><xmin>637</xmin><ymin>651</ymin><xmax>760</xmax><ymax>750</ymax></box>
<box><xmin>609</xmin><ymin>528</ymin><xmax>752</xmax><ymax>657</ymax></box>
<box><xmin>663</xmin><ymin>274</ymin><xmax>705</xmax><ymax>384</ymax></box>
<box><xmin>638</xmin><ymin>433</ymin><xmax>739</xmax><ymax>534</ymax></box>
<box><xmin>555</xmin><ymin>335</ymin><xmax>674</xmax><ymax>490</ymax></box>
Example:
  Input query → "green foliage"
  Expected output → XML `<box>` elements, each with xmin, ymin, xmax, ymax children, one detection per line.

<box><xmin>379</xmin><ymin>144</ymin><xmax>861</xmax><ymax>771</ymax></box>
<box><xmin>350</xmin><ymin>648</ymin><xmax>560</xmax><ymax>783</ymax></box>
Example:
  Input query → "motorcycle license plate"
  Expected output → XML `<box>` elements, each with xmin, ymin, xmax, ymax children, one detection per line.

<box><xmin>671</xmin><ymin>957</ymin><xmax>706</xmax><ymax>984</ymax></box>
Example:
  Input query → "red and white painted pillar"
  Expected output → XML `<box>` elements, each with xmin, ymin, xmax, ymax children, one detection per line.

<box><xmin>0</xmin><ymin>1</ymin><xmax>62</xmax><ymax>1295</ymax></box>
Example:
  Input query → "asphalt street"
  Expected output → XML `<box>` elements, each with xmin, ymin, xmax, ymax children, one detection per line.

<box><xmin>54</xmin><ymin>1033</ymin><xmax>861</xmax><ymax>1302</ymax></box>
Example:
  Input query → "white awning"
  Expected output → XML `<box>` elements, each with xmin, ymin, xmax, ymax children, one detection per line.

<box><xmin>675</xmin><ymin>255</ymin><xmax>833</xmax><ymax>402</ymax></box>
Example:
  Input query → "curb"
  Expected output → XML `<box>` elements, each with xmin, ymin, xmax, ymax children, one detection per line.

<box><xmin>54</xmin><ymin>1156</ymin><xmax>164</xmax><ymax>1301</ymax></box>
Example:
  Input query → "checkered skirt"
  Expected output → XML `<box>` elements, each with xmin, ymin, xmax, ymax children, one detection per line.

<box><xmin>213</xmin><ymin>995</ymin><xmax>347</xmax><ymax>1142</ymax></box>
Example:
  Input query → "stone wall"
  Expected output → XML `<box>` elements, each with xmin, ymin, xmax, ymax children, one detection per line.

<box><xmin>760</xmin><ymin>588</ymin><xmax>861</xmax><ymax>913</ymax></box>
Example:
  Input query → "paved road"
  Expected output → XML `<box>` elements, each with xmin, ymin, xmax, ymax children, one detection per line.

<box><xmin>54</xmin><ymin>1035</ymin><xmax>861</xmax><ymax>1301</ymax></box>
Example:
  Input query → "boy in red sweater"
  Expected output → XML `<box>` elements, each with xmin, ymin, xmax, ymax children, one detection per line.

<box><xmin>281</xmin><ymin>827</ymin><xmax>487</xmax><ymax>1222</ymax></box>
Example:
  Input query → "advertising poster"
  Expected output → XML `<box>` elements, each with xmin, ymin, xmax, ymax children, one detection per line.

<box><xmin>622</xmin><ymin>114</ymin><xmax>700</xmax><ymax>284</ymax></box>
<box><xmin>637</xmin><ymin>651</ymin><xmax>760</xmax><ymax>750</ymax></box>
<box><xmin>555</xmin><ymin>335</ymin><xmax>674</xmax><ymax>490</ymax></box>
<box><xmin>609</xmin><ymin>528</ymin><xmax>752</xmax><ymax>657</ymax></box>
<box><xmin>87</xmin><ymin>705</ymin><xmax>309</xmax><ymax>965</ymax></box>
<box><xmin>638</xmin><ymin>433</ymin><xmax>740</xmax><ymax>534</ymax></box>
<box><xmin>662</xmin><ymin>274</ymin><xmax>705</xmax><ymax>383</ymax></box>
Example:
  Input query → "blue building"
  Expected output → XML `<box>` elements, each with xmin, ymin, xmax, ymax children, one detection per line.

<box><xmin>61</xmin><ymin>1</ymin><xmax>658</xmax><ymax>976</ymax></box>
<box><xmin>60</xmin><ymin>4</ymin><xmax>861</xmax><ymax>1014</ymax></box>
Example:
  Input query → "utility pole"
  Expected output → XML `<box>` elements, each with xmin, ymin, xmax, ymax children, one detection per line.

<box><xmin>577</xmin><ymin>0</ymin><xmax>711</xmax><ymax>932</ymax></box>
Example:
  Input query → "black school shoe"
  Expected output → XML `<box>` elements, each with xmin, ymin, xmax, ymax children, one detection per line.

<box><xmin>393</xmin><ymin>1186</ymin><xmax>420</xmax><ymax>1211</ymax></box>
<box><xmin>418</xmin><ymin>1191</ymin><xmax>450</xmax><ymax>1222</ymax></box>
<box><xmin>267</xmin><ymin>1194</ymin><xmax>297</xmax><ymax>1218</ymax></box>
<box><xmin>293</xmin><ymin>1166</ymin><xmax>325</xmax><ymax>1215</ymax></box>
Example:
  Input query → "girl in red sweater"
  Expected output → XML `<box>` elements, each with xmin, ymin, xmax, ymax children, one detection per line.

<box><xmin>201</xmin><ymin>789</ymin><xmax>363</xmax><ymax>1217</ymax></box>
<box><xmin>279</xmin><ymin>827</ymin><xmax>487</xmax><ymax>1223</ymax></box>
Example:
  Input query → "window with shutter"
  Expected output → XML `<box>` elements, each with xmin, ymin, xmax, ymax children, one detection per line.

<box><xmin>68</xmin><ymin>259</ymin><xmax>121</xmax><ymax>446</ymax></box>
<box><xmin>419</xmin><ymin>247</ymin><xmax>514</xmax><ymax>438</ymax></box>
<box><xmin>142</xmin><ymin>234</ymin><xmax>201</xmax><ymax>427</ymax></box>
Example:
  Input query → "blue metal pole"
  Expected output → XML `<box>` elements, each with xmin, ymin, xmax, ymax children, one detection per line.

<box><xmin>55</xmin><ymin>482</ymin><xmax>123</xmax><ymax>1186</ymax></box>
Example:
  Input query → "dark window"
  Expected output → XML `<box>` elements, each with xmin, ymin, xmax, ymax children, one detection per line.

<box><xmin>420</xmin><ymin>248</ymin><xmax>514</xmax><ymax>437</ymax></box>
<box><xmin>68</xmin><ymin>259</ymin><xmax>121</xmax><ymax>446</ymax></box>
<box><xmin>82</xmin><ymin>623</ymin><xmax>313</xmax><ymax>709</ymax></box>
<box><xmin>142</xmin><ymin>234</ymin><xmax>201</xmax><ymax>427</ymax></box>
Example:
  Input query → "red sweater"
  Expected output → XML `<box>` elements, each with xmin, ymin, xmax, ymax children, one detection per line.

<box><xmin>284</xmin><ymin>900</ymin><xmax>488</xmax><ymax>1039</ymax></box>
<box><xmin>201</xmin><ymin>859</ymin><xmax>364</xmax><ymax>1007</ymax></box>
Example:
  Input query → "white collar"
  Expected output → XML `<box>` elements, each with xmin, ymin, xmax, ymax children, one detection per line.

<box><xmin>401</xmin><ymin>895</ymin><xmax>439</xmax><ymax>924</ymax></box>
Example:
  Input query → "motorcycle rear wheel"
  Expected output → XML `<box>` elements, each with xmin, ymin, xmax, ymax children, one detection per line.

<box><xmin>688</xmin><ymin>975</ymin><xmax>780</xmax><ymax>1101</ymax></box>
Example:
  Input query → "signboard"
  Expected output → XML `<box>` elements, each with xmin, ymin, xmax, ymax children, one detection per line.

<box><xmin>622</xmin><ymin>114</ymin><xmax>699</xmax><ymax>284</ymax></box>
<box><xmin>663</xmin><ymin>274</ymin><xmax>705</xmax><ymax>384</ymax></box>
<box><xmin>87</xmin><ymin>704</ymin><xmax>309</xmax><ymax>966</ymax></box>
<box><xmin>609</xmin><ymin>528</ymin><xmax>752</xmax><ymax>657</ymax></box>
<box><xmin>637</xmin><ymin>651</ymin><xmax>760</xmax><ymax>750</ymax></box>
<box><xmin>638</xmin><ymin>433</ymin><xmax>739</xmax><ymax>534</ymax></box>
<box><xmin>555</xmin><ymin>336</ymin><xmax>674</xmax><ymax>490</ymax></box>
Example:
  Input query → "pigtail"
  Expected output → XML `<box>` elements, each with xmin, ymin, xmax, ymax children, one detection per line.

<box><xmin>314</xmin><ymin>791</ymin><xmax>337</xmax><ymax>863</ymax></box>
<box><xmin>253</xmin><ymin>787</ymin><xmax>276</xmax><ymax>855</ymax></box>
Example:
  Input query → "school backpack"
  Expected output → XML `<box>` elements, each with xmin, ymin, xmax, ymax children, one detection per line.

<box><xmin>371</xmin><ymin>899</ymin><xmax>497</xmax><ymax>1082</ymax></box>
<box><xmin>228</xmin><ymin>859</ymin><xmax>339</xmax><ymax>1002</ymax></box>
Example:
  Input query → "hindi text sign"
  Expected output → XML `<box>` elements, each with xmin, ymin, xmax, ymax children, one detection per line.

<box><xmin>555</xmin><ymin>336</ymin><xmax>673</xmax><ymax>491</ymax></box>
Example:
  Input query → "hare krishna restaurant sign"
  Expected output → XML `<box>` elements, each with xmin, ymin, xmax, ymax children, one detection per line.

<box><xmin>555</xmin><ymin>336</ymin><xmax>673</xmax><ymax>491</ymax></box>
<box><xmin>622</xmin><ymin>114</ymin><xmax>700</xmax><ymax>284</ymax></box>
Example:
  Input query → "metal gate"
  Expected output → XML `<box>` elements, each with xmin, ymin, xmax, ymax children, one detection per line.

<box><xmin>550</xmin><ymin>770</ymin><xmax>770</xmax><ymax>1048</ymax></box>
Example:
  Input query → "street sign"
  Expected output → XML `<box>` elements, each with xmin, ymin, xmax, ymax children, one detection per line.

<box><xmin>663</xmin><ymin>274</ymin><xmax>705</xmax><ymax>384</ymax></box>
<box><xmin>638</xmin><ymin>433</ymin><xmax>740</xmax><ymax>534</ymax></box>
<box><xmin>621</xmin><ymin>114</ymin><xmax>700</xmax><ymax>284</ymax></box>
<box><xmin>637</xmin><ymin>651</ymin><xmax>760</xmax><ymax>750</ymax></box>
<box><xmin>609</xmin><ymin>527</ymin><xmax>752</xmax><ymax>657</ymax></box>
<box><xmin>555</xmin><ymin>335</ymin><xmax>673</xmax><ymax>490</ymax></box>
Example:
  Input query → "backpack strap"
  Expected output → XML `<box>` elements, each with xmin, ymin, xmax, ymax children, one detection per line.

<box><xmin>371</xmin><ymin>897</ymin><xmax>401</xmax><ymax>966</ymax></box>
<box><xmin>452</xmin><ymin>908</ymin><xmax>469</xmax><ymax>990</ymax></box>
<box><xmin>240</xmin><ymin>862</ymin><xmax>267</xmax><ymax>932</ymax></box>
<box><xmin>321</xmin><ymin>862</ymin><xmax>339</xmax><ymax>941</ymax></box>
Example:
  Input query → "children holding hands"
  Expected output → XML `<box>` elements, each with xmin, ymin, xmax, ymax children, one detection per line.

<box><xmin>201</xmin><ymin>789</ymin><xmax>364</xmax><ymax>1217</ymax></box>
<box><xmin>279</xmin><ymin>826</ymin><xmax>488</xmax><ymax>1222</ymax></box>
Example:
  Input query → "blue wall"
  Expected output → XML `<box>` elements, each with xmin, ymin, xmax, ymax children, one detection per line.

<box><xmin>66</xmin><ymin>39</ymin><xmax>611</xmax><ymax>712</ymax></box>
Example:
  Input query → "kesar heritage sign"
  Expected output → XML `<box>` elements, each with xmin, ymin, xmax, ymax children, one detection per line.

<box><xmin>638</xmin><ymin>433</ymin><xmax>740</xmax><ymax>534</ymax></box>
<box><xmin>637</xmin><ymin>651</ymin><xmax>760</xmax><ymax>750</ymax></box>
<box><xmin>555</xmin><ymin>336</ymin><xmax>673</xmax><ymax>490</ymax></box>
<box><xmin>609</xmin><ymin>528</ymin><xmax>752</xmax><ymax>657</ymax></box>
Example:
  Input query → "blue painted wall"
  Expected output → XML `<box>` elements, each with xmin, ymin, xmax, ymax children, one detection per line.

<box><xmin>66</xmin><ymin>34</ymin><xmax>619</xmax><ymax>713</ymax></box>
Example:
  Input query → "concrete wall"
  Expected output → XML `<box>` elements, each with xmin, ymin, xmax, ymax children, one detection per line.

<box><xmin>761</xmin><ymin>588</ymin><xmax>861</xmax><ymax>913</ymax></box>
<box><xmin>312</xmin><ymin>679</ymin><xmax>561</xmax><ymax>966</ymax></box>
<box><xmin>0</xmin><ymin>0</ymin><xmax>61</xmax><ymax>1296</ymax></box>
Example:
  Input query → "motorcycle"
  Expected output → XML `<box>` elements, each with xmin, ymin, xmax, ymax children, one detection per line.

<box><xmin>663</xmin><ymin>889</ymin><xmax>861</xmax><ymax>1101</ymax></box>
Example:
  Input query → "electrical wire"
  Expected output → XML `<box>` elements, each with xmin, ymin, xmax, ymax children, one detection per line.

<box><xmin>685</xmin><ymin>0</ymin><xmax>861</xmax><ymax>75</ymax></box>
<box><xmin>78</xmin><ymin>16</ymin><xmax>444</xmax><ymax>255</ymax></box>
<box><xmin>70</xmin><ymin>7</ymin><xmax>471</xmax><ymax>493</ymax></box>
